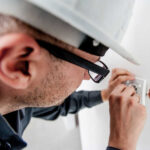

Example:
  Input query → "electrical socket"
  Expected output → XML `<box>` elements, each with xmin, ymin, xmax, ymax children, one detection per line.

<box><xmin>124</xmin><ymin>77</ymin><xmax>147</xmax><ymax>105</ymax></box>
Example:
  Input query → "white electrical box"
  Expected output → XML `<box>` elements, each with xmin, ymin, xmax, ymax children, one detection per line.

<box><xmin>125</xmin><ymin>77</ymin><xmax>147</xmax><ymax>105</ymax></box>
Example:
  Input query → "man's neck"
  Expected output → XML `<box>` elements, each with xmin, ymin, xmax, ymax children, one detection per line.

<box><xmin>0</xmin><ymin>97</ymin><xmax>24</xmax><ymax>115</ymax></box>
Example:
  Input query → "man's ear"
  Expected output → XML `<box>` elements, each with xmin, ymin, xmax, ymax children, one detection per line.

<box><xmin>0</xmin><ymin>33</ymin><xmax>41</xmax><ymax>89</ymax></box>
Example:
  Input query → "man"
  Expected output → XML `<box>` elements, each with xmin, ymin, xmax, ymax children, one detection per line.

<box><xmin>0</xmin><ymin>0</ymin><xmax>147</xmax><ymax>150</ymax></box>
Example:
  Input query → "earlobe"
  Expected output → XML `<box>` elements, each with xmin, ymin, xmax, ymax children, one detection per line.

<box><xmin>0</xmin><ymin>33</ymin><xmax>41</xmax><ymax>89</ymax></box>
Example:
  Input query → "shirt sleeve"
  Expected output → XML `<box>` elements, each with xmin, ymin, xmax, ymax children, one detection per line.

<box><xmin>106</xmin><ymin>147</ymin><xmax>120</xmax><ymax>150</ymax></box>
<box><xmin>31</xmin><ymin>90</ymin><xmax>103</xmax><ymax>120</ymax></box>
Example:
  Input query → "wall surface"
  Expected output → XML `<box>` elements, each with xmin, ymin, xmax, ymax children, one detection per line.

<box><xmin>78</xmin><ymin>0</ymin><xmax>150</xmax><ymax>150</ymax></box>
<box><xmin>23</xmin><ymin>116</ymin><xmax>81</xmax><ymax>150</ymax></box>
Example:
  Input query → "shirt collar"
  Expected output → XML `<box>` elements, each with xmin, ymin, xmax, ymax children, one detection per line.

<box><xmin>0</xmin><ymin>114</ymin><xmax>27</xmax><ymax>149</ymax></box>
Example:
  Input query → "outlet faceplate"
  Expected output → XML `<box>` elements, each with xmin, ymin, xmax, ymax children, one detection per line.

<box><xmin>125</xmin><ymin>77</ymin><xmax>147</xmax><ymax>105</ymax></box>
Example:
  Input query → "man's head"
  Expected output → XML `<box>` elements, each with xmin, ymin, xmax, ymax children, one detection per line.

<box><xmin>0</xmin><ymin>0</ymin><xmax>137</xmax><ymax>114</ymax></box>
<box><xmin>0</xmin><ymin>14</ymin><xmax>100</xmax><ymax>114</ymax></box>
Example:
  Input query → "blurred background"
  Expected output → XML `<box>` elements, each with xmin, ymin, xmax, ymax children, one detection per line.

<box><xmin>23</xmin><ymin>0</ymin><xmax>150</xmax><ymax>149</ymax></box>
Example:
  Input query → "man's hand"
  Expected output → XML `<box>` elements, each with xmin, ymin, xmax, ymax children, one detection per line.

<box><xmin>108</xmin><ymin>84</ymin><xmax>147</xmax><ymax>150</ymax></box>
<box><xmin>148</xmin><ymin>89</ymin><xmax>150</xmax><ymax>98</ymax></box>
<box><xmin>101</xmin><ymin>68</ymin><xmax>135</xmax><ymax>101</ymax></box>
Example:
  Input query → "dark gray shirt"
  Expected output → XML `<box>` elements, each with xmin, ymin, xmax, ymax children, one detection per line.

<box><xmin>0</xmin><ymin>91</ymin><xmax>118</xmax><ymax>150</ymax></box>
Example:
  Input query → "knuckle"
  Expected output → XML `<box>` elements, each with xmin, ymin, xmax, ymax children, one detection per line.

<box><xmin>109</xmin><ymin>93</ymin><xmax>120</xmax><ymax>100</ymax></box>
<box><xmin>128</xmin><ymin>99</ymin><xmax>135</xmax><ymax>106</ymax></box>
<box><xmin>131</xmin><ymin>86</ymin><xmax>135</xmax><ymax>91</ymax></box>
<box><xmin>118</xmin><ymin>77</ymin><xmax>123</xmax><ymax>82</ymax></box>
<box><xmin>116</xmin><ymin>77</ymin><xmax>125</xmax><ymax>83</ymax></box>
<box><xmin>119</xmin><ymin>84</ymin><xmax>126</xmax><ymax>89</ymax></box>
<box><xmin>127</xmin><ymin>86</ymin><xmax>135</xmax><ymax>91</ymax></box>
<box><xmin>112</xmin><ymin>68</ymin><xmax>117</xmax><ymax>73</ymax></box>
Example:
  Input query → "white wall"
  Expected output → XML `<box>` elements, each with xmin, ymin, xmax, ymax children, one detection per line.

<box><xmin>23</xmin><ymin>116</ymin><xmax>81</xmax><ymax>150</ymax></box>
<box><xmin>78</xmin><ymin>0</ymin><xmax>150</xmax><ymax>150</ymax></box>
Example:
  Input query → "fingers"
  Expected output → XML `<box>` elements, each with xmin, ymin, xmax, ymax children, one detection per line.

<box><xmin>110</xmin><ymin>75</ymin><xmax>135</xmax><ymax>89</ymax></box>
<box><xmin>107</xmin><ymin>68</ymin><xmax>138</xmax><ymax>104</ymax></box>
<box><xmin>112</xmin><ymin>84</ymin><xmax>126</xmax><ymax>94</ymax></box>
<box><xmin>131</xmin><ymin>94</ymin><xmax>140</xmax><ymax>103</ymax></box>
<box><xmin>110</xmin><ymin>68</ymin><xmax>135</xmax><ymax>81</ymax></box>
<box><xmin>110</xmin><ymin>84</ymin><xmax>140</xmax><ymax>104</ymax></box>
<box><xmin>123</xmin><ymin>86</ymin><xmax>136</xmax><ymax>97</ymax></box>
